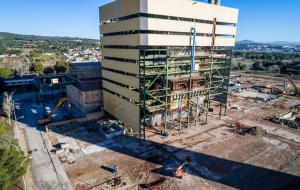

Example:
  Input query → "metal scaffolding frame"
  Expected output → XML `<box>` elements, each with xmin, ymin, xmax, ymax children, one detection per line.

<box><xmin>138</xmin><ymin>45</ymin><xmax>232</xmax><ymax>138</ymax></box>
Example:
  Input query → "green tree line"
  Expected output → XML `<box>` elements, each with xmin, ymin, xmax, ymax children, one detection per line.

<box><xmin>0</xmin><ymin>119</ymin><xmax>28</xmax><ymax>190</ymax></box>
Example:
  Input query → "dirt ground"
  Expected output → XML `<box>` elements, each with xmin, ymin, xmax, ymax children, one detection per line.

<box><xmin>46</xmin><ymin>74</ymin><xmax>300</xmax><ymax>190</ymax></box>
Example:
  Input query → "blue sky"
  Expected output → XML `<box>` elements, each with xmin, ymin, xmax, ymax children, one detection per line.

<box><xmin>0</xmin><ymin>0</ymin><xmax>299</xmax><ymax>42</ymax></box>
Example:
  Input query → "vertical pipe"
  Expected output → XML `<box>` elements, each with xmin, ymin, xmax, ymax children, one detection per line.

<box><xmin>191</xmin><ymin>28</ymin><xmax>196</xmax><ymax>71</ymax></box>
<box><xmin>188</xmin><ymin>28</ymin><xmax>196</xmax><ymax>128</ymax></box>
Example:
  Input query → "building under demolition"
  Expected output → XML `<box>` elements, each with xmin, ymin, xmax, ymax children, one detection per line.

<box><xmin>66</xmin><ymin>62</ymin><xmax>103</xmax><ymax>114</ymax></box>
<box><xmin>99</xmin><ymin>0</ymin><xmax>239</xmax><ymax>138</ymax></box>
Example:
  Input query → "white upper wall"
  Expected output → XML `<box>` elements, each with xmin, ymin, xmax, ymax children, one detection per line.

<box><xmin>100</xmin><ymin>0</ymin><xmax>238</xmax><ymax>24</ymax></box>
<box><xmin>99</xmin><ymin>0</ymin><xmax>239</xmax><ymax>47</ymax></box>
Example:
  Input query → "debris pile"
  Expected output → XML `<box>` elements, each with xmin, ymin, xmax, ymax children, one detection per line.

<box><xmin>98</xmin><ymin>120</ymin><xmax>125</xmax><ymax>139</ymax></box>
<box><xmin>52</xmin><ymin>143</ymin><xmax>77</xmax><ymax>164</ymax></box>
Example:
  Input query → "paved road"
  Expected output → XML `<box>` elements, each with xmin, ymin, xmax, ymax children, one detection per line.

<box><xmin>18</xmin><ymin>122</ymin><xmax>63</xmax><ymax>190</ymax></box>
<box><xmin>15</xmin><ymin>93</ymin><xmax>65</xmax><ymax>190</ymax></box>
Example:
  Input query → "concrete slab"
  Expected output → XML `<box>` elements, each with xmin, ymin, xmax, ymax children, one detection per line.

<box><xmin>81</xmin><ymin>140</ymin><xmax>116</xmax><ymax>155</ymax></box>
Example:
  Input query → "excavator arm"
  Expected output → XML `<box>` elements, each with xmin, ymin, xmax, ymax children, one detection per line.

<box><xmin>285</xmin><ymin>75</ymin><xmax>299</xmax><ymax>96</ymax></box>
<box><xmin>38</xmin><ymin>97</ymin><xmax>72</xmax><ymax>125</ymax></box>
<box><xmin>48</xmin><ymin>97</ymin><xmax>71</xmax><ymax>116</ymax></box>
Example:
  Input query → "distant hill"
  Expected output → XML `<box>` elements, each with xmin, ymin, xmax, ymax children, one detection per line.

<box><xmin>236</xmin><ymin>40</ymin><xmax>300</xmax><ymax>46</ymax></box>
<box><xmin>0</xmin><ymin>32</ymin><xmax>98</xmax><ymax>42</ymax></box>
<box><xmin>271</xmin><ymin>41</ymin><xmax>300</xmax><ymax>46</ymax></box>
<box><xmin>0</xmin><ymin>32</ymin><xmax>99</xmax><ymax>54</ymax></box>
<box><xmin>236</xmin><ymin>40</ymin><xmax>258</xmax><ymax>45</ymax></box>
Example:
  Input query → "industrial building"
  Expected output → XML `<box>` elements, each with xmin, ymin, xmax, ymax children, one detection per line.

<box><xmin>99</xmin><ymin>0</ymin><xmax>239</xmax><ymax>138</ymax></box>
<box><xmin>66</xmin><ymin>62</ymin><xmax>103</xmax><ymax>114</ymax></box>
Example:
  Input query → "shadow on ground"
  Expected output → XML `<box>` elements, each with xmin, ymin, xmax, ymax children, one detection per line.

<box><xmin>16</xmin><ymin>95</ymin><xmax>300</xmax><ymax>190</ymax></box>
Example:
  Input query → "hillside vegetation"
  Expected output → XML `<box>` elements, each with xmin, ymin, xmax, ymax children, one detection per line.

<box><xmin>0</xmin><ymin>32</ymin><xmax>99</xmax><ymax>54</ymax></box>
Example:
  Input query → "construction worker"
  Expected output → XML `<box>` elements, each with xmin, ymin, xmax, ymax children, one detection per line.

<box><xmin>173</xmin><ymin>157</ymin><xmax>192</xmax><ymax>178</ymax></box>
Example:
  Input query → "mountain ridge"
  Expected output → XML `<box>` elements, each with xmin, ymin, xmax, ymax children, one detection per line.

<box><xmin>0</xmin><ymin>32</ymin><xmax>99</xmax><ymax>41</ymax></box>
<box><xmin>237</xmin><ymin>39</ymin><xmax>300</xmax><ymax>45</ymax></box>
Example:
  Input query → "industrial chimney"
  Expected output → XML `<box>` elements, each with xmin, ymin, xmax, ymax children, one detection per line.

<box><xmin>208</xmin><ymin>0</ymin><xmax>221</xmax><ymax>5</ymax></box>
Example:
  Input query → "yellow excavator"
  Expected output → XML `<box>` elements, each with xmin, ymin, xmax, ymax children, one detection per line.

<box><xmin>285</xmin><ymin>75</ymin><xmax>299</xmax><ymax>96</ymax></box>
<box><xmin>38</xmin><ymin>97</ymin><xmax>72</xmax><ymax>125</ymax></box>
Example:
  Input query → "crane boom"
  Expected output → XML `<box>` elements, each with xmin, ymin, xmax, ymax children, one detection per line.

<box><xmin>285</xmin><ymin>75</ymin><xmax>299</xmax><ymax>96</ymax></box>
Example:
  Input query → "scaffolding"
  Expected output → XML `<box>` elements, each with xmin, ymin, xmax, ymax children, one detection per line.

<box><xmin>139</xmin><ymin>44</ymin><xmax>232</xmax><ymax>138</ymax></box>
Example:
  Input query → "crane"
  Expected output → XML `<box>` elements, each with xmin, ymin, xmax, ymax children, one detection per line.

<box><xmin>38</xmin><ymin>97</ymin><xmax>72</xmax><ymax>125</ymax></box>
<box><xmin>285</xmin><ymin>75</ymin><xmax>299</xmax><ymax>96</ymax></box>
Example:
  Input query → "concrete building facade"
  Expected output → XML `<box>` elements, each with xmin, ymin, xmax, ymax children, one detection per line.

<box><xmin>99</xmin><ymin>0</ymin><xmax>239</xmax><ymax>138</ymax></box>
<box><xmin>66</xmin><ymin>62</ymin><xmax>103</xmax><ymax>114</ymax></box>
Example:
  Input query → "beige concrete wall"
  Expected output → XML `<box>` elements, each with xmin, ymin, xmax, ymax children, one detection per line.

<box><xmin>66</xmin><ymin>85</ymin><xmax>103</xmax><ymax>114</ymax></box>
<box><xmin>100</xmin><ymin>0</ymin><xmax>238</xmax><ymax>24</ymax></box>
<box><xmin>102</xmin><ymin>70</ymin><xmax>139</xmax><ymax>88</ymax></box>
<box><xmin>216</xmin><ymin>25</ymin><xmax>237</xmax><ymax>35</ymax></box>
<box><xmin>101</xmin><ymin>35</ymin><xmax>140</xmax><ymax>47</ymax></box>
<box><xmin>100</xmin><ymin>0</ymin><xmax>141</xmax><ymax>22</ymax></box>
<box><xmin>102</xmin><ymin>59</ymin><xmax>139</xmax><ymax>75</ymax></box>
<box><xmin>146</xmin><ymin>34</ymin><xmax>213</xmax><ymax>46</ymax></box>
<box><xmin>102</xmin><ymin>34</ymin><xmax>236</xmax><ymax>47</ymax></box>
<box><xmin>103</xmin><ymin>80</ymin><xmax>140</xmax><ymax>102</ymax></box>
<box><xmin>101</xmin><ymin>17</ymin><xmax>236</xmax><ymax>36</ymax></box>
<box><xmin>102</xmin><ymin>48</ymin><xmax>140</xmax><ymax>60</ymax></box>
<box><xmin>100</xmin><ymin>0</ymin><xmax>238</xmax><ymax>47</ymax></box>
<box><xmin>146</xmin><ymin>0</ymin><xmax>238</xmax><ymax>24</ymax></box>
<box><xmin>215</xmin><ymin>37</ymin><xmax>236</xmax><ymax>47</ymax></box>
<box><xmin>103</xmin><ymin>90</ymin><xmax>140</xmax><ymax>131</ymax></box>
<box><xmin>145</xmin><ymin>17</ymin><xmax>236</xmax><ymax>35</ymax></box>
<box><xmin>101</xmin><ymin>17</ymin><xmax>140</xmax><ymax>34</ymax></box>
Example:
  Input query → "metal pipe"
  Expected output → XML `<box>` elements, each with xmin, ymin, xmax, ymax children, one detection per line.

<box><xmin>191</xmin><ymin>27</ymin><xmax>196</xmax><ymax>71</ymax></box>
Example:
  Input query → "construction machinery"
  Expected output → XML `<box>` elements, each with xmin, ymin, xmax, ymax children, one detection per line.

<box><xmin>271</xmin><ymin>111</ymin><xmax>300</xmax><ymax>129</ymax></box>
<box><xmin>234</xmin><ymin>122</ymin><xmax>257</xmax><ymax>136</ymax></box>
<box><xmin>264</xmin><ymin>82</ymin><xmax>273</xmax><ymax>89</ymax></box>
<box><xmin>172</xmin><ymin>157</ymin><xmax>192</xmax><ymax>178</ymax></box>
<box><xmin>38</xmin><ymin>97</ymin><xmax>72</xmax><ymax>125</ymax></box>
<box><xmin>285</xmin><ymin>75</ymin><xmax>299</xmax><ymax>96</ymax></box>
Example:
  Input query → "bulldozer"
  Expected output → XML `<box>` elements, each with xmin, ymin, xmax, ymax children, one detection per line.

<box><xmin>38</xmin><ymin>97</ymin><xmax>72</xmax><ymax>125</ymax></box>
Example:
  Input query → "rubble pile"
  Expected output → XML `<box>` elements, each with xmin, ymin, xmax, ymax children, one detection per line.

<box><xmin>52</xmin><ymin>143</ymin><xmax>77</xmax><ymax>164</ymax></box>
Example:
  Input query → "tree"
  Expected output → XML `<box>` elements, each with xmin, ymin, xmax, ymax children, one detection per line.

<box><xmin>252</xmin><ymin>61</ymin><xmax>265</xmax><ymax>71</ymax></box>
<box><xmin>54</xmin><ymin>60</ymin><xmax>69</xmax><ymax>74</ymax></box>
<box><xmin>0</xmin><ymin>144</ymin><xmax>28</xmax><ymax>190</ymax></box>
<box><xmin>30</xmin><ymin>62</ymin><xmax>43</xmax><ymax>75</ymax></box>
<box><xmin>0</xmin><ymin>68</ymin><xmax>13</xmax><ymax>78</ymax></box>
<box><xmin>43</xmin><ymin>67</ymin><xmax>55</xmax><ymax>75</ymax></box>
<box><xmin>237</xmin><ymin>63</ymin><xmax>246</xmax><ymax>70</ymax></box>
<box><xmin>2</xmin><ymin>92</ymin><xmax>14</xmax><ymax>125</ymax></box>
